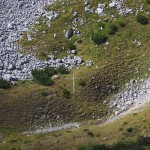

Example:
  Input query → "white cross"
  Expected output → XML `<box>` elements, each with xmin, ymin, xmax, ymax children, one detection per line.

<box><xmin>65</xmin><ymin>73</ymin><xmax>77</xmax><ymax>94</ymax></box>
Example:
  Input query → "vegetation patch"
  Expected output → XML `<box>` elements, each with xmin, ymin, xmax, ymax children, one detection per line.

<box><xmin>79</xmin><ymin>79</ymin><xmax>86</xmax><ymax>86</ymax></box>
<box><xmin>146</xmin><ymin>0</ymin><xmax>150</xmax><ymax>4</ymax></box>
<box><xmin>31</xmin><ymin>68</ymin><xmax>54</xmax><ymax>86</ymax></box>
<box><xmin>0</xmin><ymin>79</ymin><xmax>11</xmax><ymax>89</ymax></box>
<box><xmin>78</xmin><ymin>136</ymin><xmax>150</xmax><ymax>150</ymax></box>
<box><xmin>62</xmin><ymin>88</ymin><xmax>71</xmax><ymax>99</ymax></box>
<box><xmin>137</xmin><ymin>14</ymin><xmax>149</xmax><ymax>25</ymax></box>
<box><xmin>31</xmin><ymin>66</ymin><xmax>69</xmax><ymax>86</ymax></box>
<box><xmin>108</xmin><ymin>24</ymin><xmax>118</xmax><ymax>35</ymax></box>
<box><xmin>57</xmin><ymin>65</ymin><xmax>69</xmax><ymax>74</ymax></box>
<box><xmin>92</xmin><ymin>29</ymin><xmax>108</xmax><ymax>45</ymax></box>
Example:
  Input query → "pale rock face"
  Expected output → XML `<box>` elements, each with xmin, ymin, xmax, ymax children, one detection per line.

<box><xmin>110</xmin><ymin>79</ymin><xmax>150</xmax><ymax>116</ymax></box>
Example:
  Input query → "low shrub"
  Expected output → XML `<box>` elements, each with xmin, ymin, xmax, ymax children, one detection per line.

<box><xmin>111</xmin><ymin>141</ymin><xmax>141</xmax><ymax>150</ymax></box>
<box><xmin>126</xmin><ymin>127</ymin><xmax>134</xmax><ymax>133</ymax></box>
<box><xmin>78</xmin><ymin>144</ymin><xmax>108</xmax><ymax>150</ymax></box>
<box><xmin>119</xmin><ymin>128</ymin><xmax>123</xmax><ymax>131</ymax></box>
<box><xmin>57</xmin><ymin>66</ymin><xmax>69</xmax><ymax>74</ymax></box>
<box><xmin>37</xmin><ymin>75</ymin><xmax>53</xmax><ymax>86</ymax></box>
<box><xmin>32</xmin><ymin>66</ymin><xmax>69</xmax><ymax>86</ymax></box>
<box><xmin>79</xmin><ymin>136</ymin><xmax>150</xmax><ymax>150</ymax></box>
<box><xmin>137</xmin><ymin>15</ymin><xmax>148</xmax><ymax>25</ymax></box>
<box><xmin>10</xmin><ymin>139</ymin><xmax>18</xmax><ymax>143</ymax></box>
<box><xmin>92</xmin><ymin>30</ymin><xmax>108</xmax><ymax>45</ymax></box>
<box><xmin>31</xmin><ymin>69</ymin><xmax>53</xmax><ymax>86</ymax></box>
<box><xmin>0</xmin><ymin>79</ymin><xmax>11</xmax><ymax>89</ymax></box>
<box><xmin>118</xmin><ymin>19</ymin><xmax>126</xmax><ymax>27</ymax></box>
<box><xmin>24</xmin><ymin>139</ymin><xmax>32</xmax><ymax>144</ymax></box>
<box><xmin>62</xmin><ymin>88</ymin><xmax>70</xmax><ymax>98</ymax></box>
<box><xmin>137</xmin><ymin>135</ymin><xmax>150</xmax><ymax>145</ymax></box>
<box><xmin>87</xmin><ymin>131</ymin><xmax>94</xmax><ymax>137</ymax></box>
<box><xmin>77</xmin><ymin>39</ymin><xmax>83</xmax><ymax>43</ymax></box>
<box><xmin>123</xmin><ymin>121</ymin><xmax>128</xmax><ymax>125</ymax></box>
<box><xmin>108</xmin><ymin>24</ymin><xmax>118</xmax><ymax>35</ymax></box>
<box><xmin>44</xmin><ymin>67</ymin><xmax>57</xmax><ymax>77</ymax></box>
<box><xmin>79</xmin><ymin>79</ymin><xmax>86</xmax><ymax>86</ymax></box>
<box><xmin>98</xmin><ymin>22</ymin><xmax>105</xmax><ymax>28</ymax></box>
<box><xmin>67</xmin><ymin>41</ymin><xmax>76</xmax><ymax>50</ymax></box>
<box><xmin>147</xmin><ymin>0</ymin><xmax>150</xmax><ymax>4</ymax></box>
<box><xmin>41</xmin><ymin>91</ymin><xmax>48</xmax><ymax>97</ymax></box>
<box><xmin>11</xmin><ymin>148</ymin><xmax>17</xmax><ymax>150</ymax></box>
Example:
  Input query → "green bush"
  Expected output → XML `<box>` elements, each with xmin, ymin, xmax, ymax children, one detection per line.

<box><xmin>79</xmin><ymin>136</ymin><xmax>150</xmax><ymax>150</ymax></box>
<box><xmin>0</xmin><ymin>79</ymin><xmax>11</xmax><ymax>89</ymax></box>
<box><xmin>57</xmin><ymin>66</ymin><xmax>69</xmax><ymax>74</ymax></box>
<box><xmin>37</xmin><ymin>75</ymin><xmax>53</xmax><ymax>86</ymax></box>
<box><xmin>41</xmin><ymin>91</ymin><xmax>48</xmax><ymax>97</ymax></box>
<box><xmin>62</xmin><ymin>88</ymin><xmax>70</xmax><ymax>98</ymax></box>
<box><xmin>137</xmin><ymin>135</ymin><xmax>150</xmax><ymax>145</ymax></box>
<box><xmin>118</xmin><ymin>19</ymin><xmax>126</xmax><ymax>27</ymax></box>
<box><xmin>24</xmin><ymin>139</ymin><xmax>32</xmax><ymax>144</ymax></box>
<box><xmin>32</xmin><ymin>66</ymin><xmax>69</xmax><ymax>86</ymax></box>
<box><xmin>98</xmin><ymin>22</ymin><xmax>105</xmax><ymax>28</ymax></box>
<box><xmin>126</xmin><ymin>127</ymin><xmax>134</xmax><ymax>133</ymax></box>
<box><xmin>111</xmin><ymin>141</ymin><xmax>141</xmax><ymax>150</ymax></box>
<box><xmin>147</xmin><ymin>0</ymin><xmax>150</xmax><ymax>4</ymax></box>
<box><xmin>11</xmin><ymin>148</ymin><xmax>17</xmax><ymax>150</ymax></box>
<box><xmin>67</xmin><ymin>41</ymin><xmax>76</xmax><ymax>50</ymax></box>
<box><xmin>79</xmin><ymin>79</ymin><xmax>86</xmax><ymax>86</ymax></box>
<box><xmin>31</xmin><ymin>69</ymin><xmax>53</xmax><ymax>86</ymax></box>
<box><xmin>78</xmin><ymin>144</ymin><xmax>108</xmax><ymax>150</ymax></box>
<box><xmin>137</xmin><ymin>15</ymin><xmax>148</xmax><ymax>25</ymax></box>
<box><xmin>108</xmin><ymin>24</ymin><xmax>118</xmax><ymax>35</ymax></box>
<box><xmin>87</xmin><ymin>131</ymin><xmax>94</xmax><ymax>137</ymax></box>
<box><xmin>92</xmin><ymin>30</ymin><xmax>108</xmax><ymax>45</ymax></box>
<box><xmin>44</xmin><ymin>67</ymin><xmax>57</xmax><ymax>77</ymax></box>
<box><xmin>77</xmin><ymin>39</ymin><xmax>83</xmax><ymax>43</ymax></box>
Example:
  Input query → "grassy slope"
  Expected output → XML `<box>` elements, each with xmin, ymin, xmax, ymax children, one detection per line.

<box><xmin>0</xmin><ymin>102</ymin><xmax>150</xmax><ymax>150</ymax></box>
<box><xmin>0</xmin><ymin>0</ymin><xmax>150</xmax><ymax>148</ymax></box>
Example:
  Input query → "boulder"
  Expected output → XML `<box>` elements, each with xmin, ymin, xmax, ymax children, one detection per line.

<box><xmin>65</xmin><ymin>28</ymin><xmax>73</xmax><ymax>38</ymax></box>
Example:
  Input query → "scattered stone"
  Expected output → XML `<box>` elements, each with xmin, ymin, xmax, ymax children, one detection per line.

<box><xmin>109</xmin><ymin>78</ymin><xmax>150</xmax><ymax>115</ymax></box>
<box><xmin>65</xmin><ymin>28</ymin><xmax>73</xmax><ymax>38</ymax></box>
<box><xmin>70</xmin><ymin>50</ymin><xmax>76</xmax><ymax>54</ymax></box>
<box><xmin>52</xmin><ymin>75</ymin><xmax>60</xmax><ymax>80</ymax></box>
<box><xmin>102</xmin><ymin>137</ymin><xmax>108</xmax><ymax>141</ymax></box>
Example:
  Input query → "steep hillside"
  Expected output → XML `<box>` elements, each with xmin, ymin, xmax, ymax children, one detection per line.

<box><xmin>0</xmin><ymin>0</ymin><xmax>150</xmax><ymax>149</ymax></box>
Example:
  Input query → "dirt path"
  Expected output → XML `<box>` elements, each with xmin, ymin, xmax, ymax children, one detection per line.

<box><xmin>23</xmin><ymin>123</ymin><xmax>80</xmax><ymax>135</ymax></box>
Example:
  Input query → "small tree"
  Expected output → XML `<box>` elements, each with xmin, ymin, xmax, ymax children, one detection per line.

<box><xmin>147</xmin><ymin>0</ymin><xmax>150</xmax><ymax>4</ymax></box>
<box><xmin>67</xmin><ymin>41</ymin><xmax>76</xmax><ymax>50</ymax></box>
<box><xmin>31</xmin><ymin>69</ymin><xmax>53</xmax><ymax>86</ymax></box>
<box><xmin>108</xmin><ymin>24</ymin><xmax>118</xmax><ymax>35</ymax></box>
<box><xmin>44</xmin><ymin>67</ymin><xmax>57</xmax><ymax>77</ymax></box>
<box><xmin>118</xmin><ymin>19</ymin><xmax>126</xmax><ymax>27</ymax></box>
<box><xmin>0</xmin><ymin>79</ymin><xmax>11</xmax><ymax>89</ymax></box>
<box><xmin>57</xmin><ymin>66</ymin><xmax>69</xmax><ymax>74</ymax></box>
<box><xmin>137</xmin><ymin>136</ymin><xmax>150</xmax><ymax>145</ymax></box>
<box><xmin>62</xmin><ymin>88</ymin><xmax>70</xmax><ymax>98</ymax></box>
<box><xmin>79</xmin><ymin>79</ymin><xmax>86</xmax><ymax>86</ymax></box>
<box><xmin>92</xmin><ymin>30</ymin><xmax>108</xmax><ymax>45</ymax></box>
<box><xmin>126</xmin><ymin>127</ymin><xmax>134</xmax><ymax>133</ymax></box>
<box><xmin>137</xmin><ymin>15</ymin><xmax>148</xmax><ymax>25</ymax></box>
